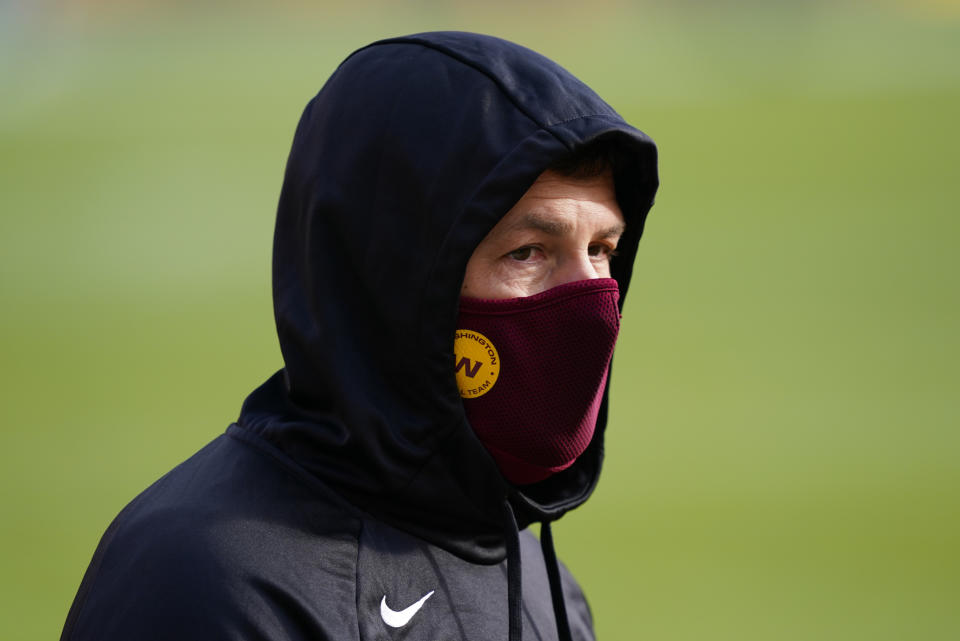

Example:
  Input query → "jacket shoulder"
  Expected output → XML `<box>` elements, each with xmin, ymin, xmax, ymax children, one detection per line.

<box><xmin>62</xmin><ymin>434</ymin><xmax>362</xmax><ymax>641</ymax></box>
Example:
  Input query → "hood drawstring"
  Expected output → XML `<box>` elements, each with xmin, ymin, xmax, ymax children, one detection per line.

<box><xmin>539</xmin><ymin>521</ymin><xmax>573</xmax><ymax>641</ymax></box>
<box><xmin>503</xmin><ymin>502</ymin><xmax>523</xmax><ymax>641</ymax></box>
<box><xmin>502</xmin><ymin>501</ymin><xmax>575</xmax><ymax>641</ymax></box>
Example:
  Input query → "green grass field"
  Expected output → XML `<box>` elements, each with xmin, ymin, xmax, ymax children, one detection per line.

<box><xmin>2</xmin><ymin>2</ymin><xmax>958</xmax><ymax>639</ymax></box>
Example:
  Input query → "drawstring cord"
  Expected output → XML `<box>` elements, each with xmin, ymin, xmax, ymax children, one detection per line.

<box><xmin>502</xmin><ymin>500</ymin><xmax>574</xmax><ymax>641</ymax></box>
<box><xmin>539</xmin><ymin>521</ymin><xmax>573</xmax><ymax>641</ymax></box>
<box><xmin>503</xmin><ymin>502</ymin><xmax>523</xmax><ymax>641</ymax></box>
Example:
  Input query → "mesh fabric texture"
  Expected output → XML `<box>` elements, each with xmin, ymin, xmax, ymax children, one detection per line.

<box><xmin>456</xmin><ymin>278</ymin><xmax>620</xmax><ymax>484</ymax></box>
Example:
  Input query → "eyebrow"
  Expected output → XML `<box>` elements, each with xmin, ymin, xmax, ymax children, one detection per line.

<box><xmin>507</xmin><ymin>211</ymin><xmax>626</xmax><ymax>239</ymax></box>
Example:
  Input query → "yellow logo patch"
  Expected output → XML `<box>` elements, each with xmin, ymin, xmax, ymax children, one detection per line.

<box><xmin>453</xmin><ymin>329</ymin><xmax>500</xmax><ymax>398</ymax></box>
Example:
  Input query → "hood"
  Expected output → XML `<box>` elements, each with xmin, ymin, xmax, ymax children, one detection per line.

<box><xmin>238</xmin><ymin>31</ymin><xmax>658</xmax><ymax>563</ymax></box>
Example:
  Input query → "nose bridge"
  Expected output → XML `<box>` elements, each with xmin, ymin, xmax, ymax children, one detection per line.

<box><xmin>554</xmin><ymin>249</ymin><xmax>599</xmax><ymax>287</ymax></box>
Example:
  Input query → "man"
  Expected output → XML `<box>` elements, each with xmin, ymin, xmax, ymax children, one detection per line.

<box><xmin>61</xmin><ymin>32</ymin><xmax>658</xmax><ymax>641</ymax></box>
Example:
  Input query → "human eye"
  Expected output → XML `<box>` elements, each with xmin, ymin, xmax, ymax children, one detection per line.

<box><xmin>506</xmin><ymin>246</ymin><xmax>541</xmax><ymax>262</ymax></box>
<box><xmin>588</xmin><ymin>243</ymin><xmax>619</xmax><ymax>261</ymax></box>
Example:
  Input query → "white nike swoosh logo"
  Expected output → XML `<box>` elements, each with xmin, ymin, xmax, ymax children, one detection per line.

<box><xmin>380</xmin><ymin>590</ymin><xmax>435</xmax><ymax>628</ymax></box>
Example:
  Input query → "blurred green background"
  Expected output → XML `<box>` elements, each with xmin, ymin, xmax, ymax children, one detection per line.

<box><xmin>2</xmin><ymin>0</ymin><xmax>958</xmax><ymax>639</ymax></box>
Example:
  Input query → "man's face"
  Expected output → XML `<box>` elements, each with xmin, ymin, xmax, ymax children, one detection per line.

<box><xmin>461</xmin><ymin>169</ymin><xmax>625</xmax><ymax>300</ymax></box>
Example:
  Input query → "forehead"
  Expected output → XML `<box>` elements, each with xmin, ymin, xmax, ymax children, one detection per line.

<box><xmin>516</xmin><ymin>169</ymin><xmax>617</xmax><ymax>202</ymax></box>
<box><xmin>491</xmin><ymin>169</ymin><xmax>624</xmax><ymax>237</ymax></box>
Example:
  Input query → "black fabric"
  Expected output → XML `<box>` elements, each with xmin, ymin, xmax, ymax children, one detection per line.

<box><xmin>61</xmin><ymin>431</ymin><xmax>597</xmax><ymax>640</ymax></box>
<box><xmin>541</xmin><ymin>522</ymin><xmax>573</xmax><ymax>641</ymax></box>
<box><xmin>503</xmin><ymin>503</ymin><xmax>523</xmax><ymax>641</ymax></box>
<box><xmin>244</xmin><ymin>29</ymin><xmax>657</xmax><ymax>559</ymax></box>
<box><xmin>61</xmin><ymin>31</ymin><xmax>658</xmax><ymax>641</ymax></box>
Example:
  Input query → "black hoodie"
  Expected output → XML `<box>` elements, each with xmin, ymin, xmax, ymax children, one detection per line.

<box><xmin>61</xmin><ymin>32</ymin><xmax>658</xmax><ymax>641</ymax></box>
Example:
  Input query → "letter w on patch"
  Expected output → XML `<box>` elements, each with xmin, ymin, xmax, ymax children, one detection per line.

<box><xmin>455</xmin><ymin>356</ymin><xmax>483</xmax><ymax>378</ymax></box>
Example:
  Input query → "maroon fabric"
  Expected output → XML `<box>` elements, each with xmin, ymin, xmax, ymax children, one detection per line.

<box><xmin>456</xmin><ymin>279</ymin><xmax>621</xmax><ymax>484</ymax></box>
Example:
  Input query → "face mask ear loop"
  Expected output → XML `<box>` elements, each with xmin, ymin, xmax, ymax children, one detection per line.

<box><xmin>540</xmin><ymin>521</ymin><xmax>573</xmax><ymax>641</ymax></box>
<box><xmin>503</xmin><ymin>501</ymin><xmax>523</xmax><ymax>641</ymax></box>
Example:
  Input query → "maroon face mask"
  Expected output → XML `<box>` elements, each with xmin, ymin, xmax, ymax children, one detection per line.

<box><xmin>454</xmin><ymin>278</ymin><xmax>621</xmax><ymax>485</ymax></box>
